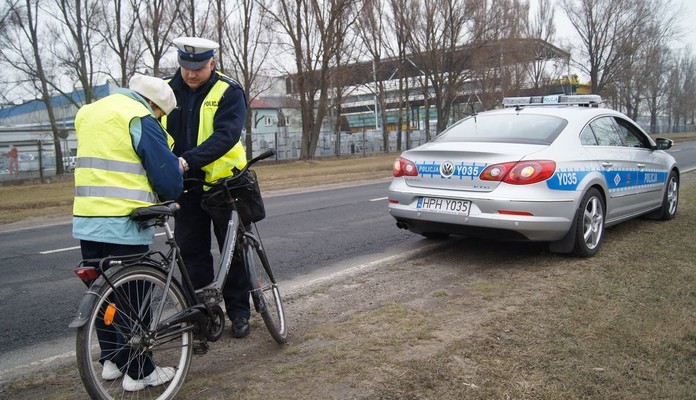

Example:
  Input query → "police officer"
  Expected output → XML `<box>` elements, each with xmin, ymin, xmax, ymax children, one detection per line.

<box><xmin>162</xmin><ymin>37</ymin><xmax>252</xmax><ymax>338</ymax></box>
<box><xmin>73</xmin><ymin>74</ymin><xmax>183</xmax><ymax>391</ymax></box>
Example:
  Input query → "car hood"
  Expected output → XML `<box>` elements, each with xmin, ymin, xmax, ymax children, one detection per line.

<box><xmin>400</xmin><ymin>141</ymin><xmax>548</xmax><ymax>192</ymax></box>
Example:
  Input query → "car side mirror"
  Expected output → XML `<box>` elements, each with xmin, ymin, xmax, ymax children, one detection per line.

<box><xmin>655</xmin><ymin>137</ymin><xmax>673</xmax><ymax>150</ymax></box>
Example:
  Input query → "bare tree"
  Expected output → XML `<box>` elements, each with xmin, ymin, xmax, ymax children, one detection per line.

<box><xmin>328</xmin><ymin>31</ymin><xmax>360</xmax><ymax>156</ymax></box>
<box><xmin>387</xmin><ymin>0</ymin><xmax>414</xmax><ymax>151</ymax></box>
<box><xmin>560</xmin><ymin>0</ymin><xmax>653</xmax><ymax>95</ymax></box>
<box><xmin>666</xmin><ymin>49</ymin><xmax>696</xmax><ymax>129</ymax></box>
<box><xmin>644</xmin><ymin>43</ymin><xmax>673</xmax><ymax>132</ymax></box>
<box><xmin>96</xmin><ymin>0</ymin><xmax>144</xmax><ymax>86</ymax></box>
<box><xmin>216</xmin><ymin>0</ymin><xmax>276</xmax><ymax>160</ymax></box>
<box><xmin>523</xmin><ymin>0</ymin><xmax>556</xmax><ymax>89</ymax></box>
<box><xmin>616</xmin><ymin>1</ymin><xmax>680</xmax><ymax>121</ymax></box>
<box><xmin>0</xmin><ymin>0</ymin><xmax>66</xmax><ymax>174</ymax></box>
<box><xmin>50</xmin><ymin>0</ymin><xmax>105</xmax><ymax>105</ymax></box>
<box><xmin>355</xmin><ymin>0</ymin><xmax>392</xmax><ymax>152</ymax></box>
<box><xmin>405</xmin><ymin>0</ymin><xmax>507</xmax><ymax>135</ymax></box>
<box><xmin>265</xmin><ymin>0</ymin><xmax>359</xmax><ymax>160</ymax></box>
<box><xmin>175</xmin><ymin>1</ymin><xmax>215</xmax><ymax>38</ymax></box>
<box><xmin>134</xmin><ymin>0</ymin><xmax>181</xmax><ymax>75</ymax></box>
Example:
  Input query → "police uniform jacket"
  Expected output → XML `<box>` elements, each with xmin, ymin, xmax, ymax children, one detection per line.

<box><xmin>165</xmin><ymin>69</ymin><xmax>248</xmax><ymax>184</ymax></box>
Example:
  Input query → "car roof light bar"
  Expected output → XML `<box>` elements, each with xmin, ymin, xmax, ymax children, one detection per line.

<box><xmin>502</xmin><ymin>94</ymin><xmax>603</xmax><ymax>108</ymax></box>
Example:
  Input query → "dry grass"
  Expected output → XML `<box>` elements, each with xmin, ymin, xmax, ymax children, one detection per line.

<box><xmin>0</xmin><ymin>153</ymin><xmax>396</xmax><ymax>225</ymax></box>
<box><xmin>367</xmin><ymin>174</ymin><xmax>696</xmax><ymax>399</ymax></box>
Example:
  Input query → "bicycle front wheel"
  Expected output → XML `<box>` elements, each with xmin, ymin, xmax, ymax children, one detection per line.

<box><xmin>75</xmin><ymin>265</ymin><xmax>193</xmax><ymax>400</ymax></box>
<box><xmin>246</xmin><ymin>241</ymin><xmax>288</xmax><ymax>343</ymax></box>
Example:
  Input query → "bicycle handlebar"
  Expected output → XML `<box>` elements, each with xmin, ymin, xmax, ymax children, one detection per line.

<box><xmin>185</xmin><ymin>149</ymin><xmax>276</xmax><ymax>190</ymax></box>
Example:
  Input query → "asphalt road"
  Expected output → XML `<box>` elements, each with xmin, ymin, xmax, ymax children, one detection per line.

<box><xmin>669</xmin><ymin>140</ymin><xmax>696</xmax><ymax>172</ymax></box>
<box><xmin>1</xmin><ymin>143</ymin><xmax>692</xmax><ymax>384</ymax></box>
<box><xmin>0</xmin><ymin>180</ymin><xmax>431</xmax><ymax>383</ymax></box>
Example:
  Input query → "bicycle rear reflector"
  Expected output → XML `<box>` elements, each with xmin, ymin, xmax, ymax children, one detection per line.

<box><xmin>74</xmin><ymin>267</ymin><xmax>99</xmax><ymax>282</ymax></box>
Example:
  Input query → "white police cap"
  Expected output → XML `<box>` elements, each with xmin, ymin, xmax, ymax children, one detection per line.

<box><xmin>173</xmin><ymin>37</ymin><xmax>219</xmax><ymax>70</ymax></box>
<box><xmin>128</xmin><ymin>74</ymin><xmax>177</xmax><ymax>115</ymax></box>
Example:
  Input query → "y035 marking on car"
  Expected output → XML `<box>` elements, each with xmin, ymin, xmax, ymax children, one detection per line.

<box><xmin>416</xmin><ymin>161</ymin><xmax>487</xmax><ymax>179</ymax></box>
<box><xmin>547</xmin><ymin>170</ymin><xmax>590</xmax><ymax>191</ymax></box>
<box><xmin>547</xmin><ymin>169</ymin><xmax>668</xmax><ymax>191</ymax></box>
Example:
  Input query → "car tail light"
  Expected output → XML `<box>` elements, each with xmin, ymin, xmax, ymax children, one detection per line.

<box><xmin>480</xmin><ymin>160</ymin><xmax>556</xmax><ymax>185</ymax></box>
<box><xmin>393</xmin><ymin>157</ymin><xmax>419</xmax><ymax>177</ymax></box>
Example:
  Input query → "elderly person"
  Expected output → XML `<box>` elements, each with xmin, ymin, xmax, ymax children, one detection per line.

<box><xmin>72</xmin><ymin>74</ymin><xmax>183</xmax><ymax>391</ymax></box>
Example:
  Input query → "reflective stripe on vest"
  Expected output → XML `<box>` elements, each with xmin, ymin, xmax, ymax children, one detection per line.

<box><xmin>75</xmin><ymin>186</ymin><xmax>157</xmax><ymax>204</ymax></box>
<box><xmin>73</xmin><ymin>93</ymin><xmax>158</xmax><ymax>217</ymax></box>
<box><xmin>76</xmin><ymin>157</ymin><xmax>147</xmax><ymax>175</ymax></box>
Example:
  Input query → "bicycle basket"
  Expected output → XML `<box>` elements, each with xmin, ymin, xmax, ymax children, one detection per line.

<box><xmin>202</xmin><ymin>169</ymin><xmax>266</xmax><ymax>223</ymax></box>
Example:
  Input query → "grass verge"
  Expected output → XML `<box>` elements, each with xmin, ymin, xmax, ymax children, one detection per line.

<box><xmin>366</xmin><ymin>174</ymin><xmax>696</xmax><ymax>399</ymax></box>
<box><xmin>0</xmin><ymin>153</ymin><xmax>396</xmax><ymax>225</ymax></box>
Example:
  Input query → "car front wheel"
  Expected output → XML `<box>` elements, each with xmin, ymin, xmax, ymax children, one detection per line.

<box><xmin>572</xmin><ymin>188</ymin><xmax>605</xmax><ymax>257</ymax></box>
<box><xmin>658</xmin><ymin>171</ymin><xmax>679</xmax><ymax>220</ymax></box>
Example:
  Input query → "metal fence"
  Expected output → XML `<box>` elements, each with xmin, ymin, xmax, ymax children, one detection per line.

<box><xmin>1</xmin><ymin>123</ymin><xmax>693</xmax><ymax>184</ymax></box>
<box><xmin>0</xmin><ymin>140</ymin><xmax>60</xmax><ymax>183</ymax></box>
<box><xmin>0</xmin><ymin>129</ymin><xmax>428</xmax><ymax>184</ymax></box>
<box><xmin>249</xmin><ymin>128</ymin><xmax>429</xmax><ymax>159</ymax></box>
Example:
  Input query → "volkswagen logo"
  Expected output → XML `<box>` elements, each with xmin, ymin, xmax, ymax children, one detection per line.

<box><xmin>440</xmin><ymin>161</ymin><xmax>455</xmax><ymax>178</ymax></box>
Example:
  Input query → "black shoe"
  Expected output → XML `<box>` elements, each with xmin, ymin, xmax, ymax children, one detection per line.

<box><xmin>231</xmin><ymin>318</ymin><xmax>250</xmax><ymax>338</ymax></box>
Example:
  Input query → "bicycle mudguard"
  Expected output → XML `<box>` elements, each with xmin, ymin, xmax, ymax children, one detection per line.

<box><xmin>68</xmin><ymin>270</ymin><xmax>112</xmax><ymax>328</ymax></box>
<box><xmin>68</xmin><ymin>289</ymin><xmax>102</xmax><ymax>328</ymax></box>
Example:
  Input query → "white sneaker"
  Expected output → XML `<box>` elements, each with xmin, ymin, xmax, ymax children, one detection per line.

<box><xmin>122</xmin><ymin>366</ymin><xmax>175</xmax><ymax>392</ymax></box>
<box><xmin>101</xmin><ymin>360</ymin><xmax>123</xmax><ymax>380</ymax></box>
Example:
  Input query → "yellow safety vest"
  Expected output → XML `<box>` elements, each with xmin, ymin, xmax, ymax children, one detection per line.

<box><xmin>163</xmin><ymin>72</ymin><xmax>247</xmax><ymax>184</ymax></box>
<box><xmin>73</xmin><ymin>93</ymin><xmax>158</xmax><ymax>217</ymax></box>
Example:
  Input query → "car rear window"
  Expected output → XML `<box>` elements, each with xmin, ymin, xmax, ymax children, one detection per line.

<box><xmin>434</xmin><ymin>114</ymin><xmax>568</xmax><ymax>145</ymax></box>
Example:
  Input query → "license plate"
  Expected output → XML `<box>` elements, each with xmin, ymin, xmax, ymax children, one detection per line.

<box><xmin>417</xmin><ymin>197</ymin><xmax>471</xmax><ymax>216</ymax></box>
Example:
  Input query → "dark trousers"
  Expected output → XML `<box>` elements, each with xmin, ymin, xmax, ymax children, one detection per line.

<box><xmin>174</xmin><ymin>188</ymin><xmax>251</xmax><ymax>321</ymax></box>
<box><xmin>80</xmin><ymin>240</ymin><xmax>154</xmax><ymax>379</ymax></box>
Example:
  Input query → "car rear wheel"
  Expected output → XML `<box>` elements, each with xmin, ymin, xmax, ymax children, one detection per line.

<box><xmin>572</xmin><ymin>188</ymin><xmax>604</xmax><ymax>257</ymax></box>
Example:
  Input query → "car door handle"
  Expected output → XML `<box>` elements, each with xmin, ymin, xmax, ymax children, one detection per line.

<box><xmin>637</xmin><ymin>163</ymin><xmax>646</xmax><ymax>169</ymax></box>
<box><xmin>601</xmin><ymin>162</ymin><xmax>613</xmax><ymax>168</ymax></box>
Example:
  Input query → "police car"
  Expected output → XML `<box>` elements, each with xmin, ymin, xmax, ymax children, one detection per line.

<box><xmin>387</xmin><ymin>95</ymin><xmax>679</xmax><ymax>257</ymax></box>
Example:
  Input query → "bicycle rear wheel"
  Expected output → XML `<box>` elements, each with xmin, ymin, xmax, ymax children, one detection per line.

<box><xmin>246</xmin><ymin>240</ymin><xmax>288</xmax><ymax>343</ymax></box>
<box><xmin>75</xmin><ymin>265</ymin><xmax>193</xmax><ymax>399</ymax></box>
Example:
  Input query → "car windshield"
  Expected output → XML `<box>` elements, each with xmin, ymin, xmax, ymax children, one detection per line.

<box><xmin>434</xmin><ymin>113</ymin><xmax>568</xmax><ymax>145</ymax></box>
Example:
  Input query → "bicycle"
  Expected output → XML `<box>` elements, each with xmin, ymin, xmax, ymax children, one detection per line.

<box><xmin>69</xmin><ymin>149</ymin><xmax>287</xmax><ymax>399</ymax></box>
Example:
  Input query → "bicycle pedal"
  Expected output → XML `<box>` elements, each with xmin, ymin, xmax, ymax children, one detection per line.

<box><xmin>192</xmin><ymin>341</ymin><xmax>209</xmax><ymax>355</ymax></box>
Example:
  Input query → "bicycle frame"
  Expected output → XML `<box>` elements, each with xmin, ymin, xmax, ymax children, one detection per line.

<box><xmin>203</xmin><ymin>208</ymin><xmax>241</xmax><ymax>299</ymax></box>
<box><xmin>70</xmin><ymin>149</ymin><xmax>282</xmax><ymax>400</ymax></box>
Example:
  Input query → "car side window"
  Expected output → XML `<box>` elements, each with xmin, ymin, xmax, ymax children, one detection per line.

<box><xmin>580</xmin><ymin>125</ymin><xmax>598</xmax><ymax>145</ymax></box>
<box><xmin>614</xmin><ymin>117</ymin><xmax>650</xmax><ymax>148</ymax></box>
<box><xmin>589</xmin><ymin>117</ymin><xmax>623</xmax><ymax>146</ymax></box>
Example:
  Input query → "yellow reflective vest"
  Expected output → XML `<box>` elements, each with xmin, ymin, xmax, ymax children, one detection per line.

<box><xmin>73</xmin><ymin>94</ymin><xmax>158</xmax><ymax>217</ymax></box>
<box><xmin>163</xmin><ymin>72</ymin><xmax>247</xmax><ymax>184</ymax></box>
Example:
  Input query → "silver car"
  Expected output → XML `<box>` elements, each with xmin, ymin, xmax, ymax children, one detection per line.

<box><xmin>388</xmin><ymin>95</ymin><xmax>679</xmax><ymax>257</ymax></box>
